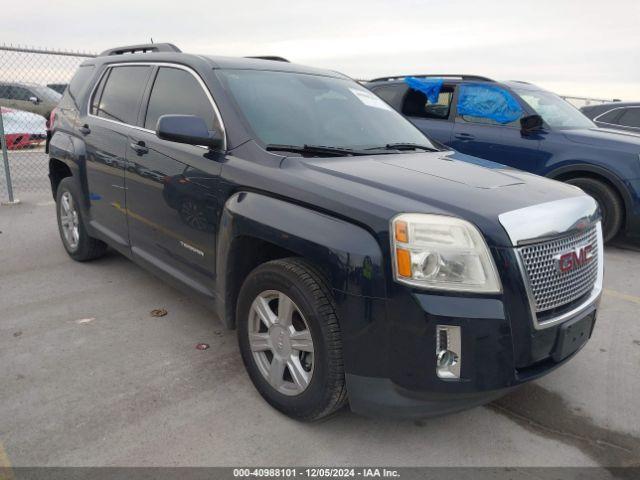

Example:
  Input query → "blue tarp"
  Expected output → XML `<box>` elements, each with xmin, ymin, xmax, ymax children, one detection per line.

<box><xmin>404</xmin><ymin>77</ymin><xmax>444</xmax><ymax>104</ymax></box>
<box><xmin>457</xmin><ymin>84</ymin><xmax>523</xmax><ymax>124</ymax></box>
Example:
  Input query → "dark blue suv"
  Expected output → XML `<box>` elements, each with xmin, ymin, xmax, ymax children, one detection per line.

<box><xmin>366</xmin><ymin>75</ymin><xmax>640</xmax><ymax>242</ymax></box>
<box><xmin>50</xmin><ymin>47</ymin><xmax>603</xmax><ymax>420</ymax></box>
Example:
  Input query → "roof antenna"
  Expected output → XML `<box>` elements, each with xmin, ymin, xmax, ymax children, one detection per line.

<box><xmin>150</xmin><ymin>37</ymin><xmax>154</xmax><ymax>44</ymax></box>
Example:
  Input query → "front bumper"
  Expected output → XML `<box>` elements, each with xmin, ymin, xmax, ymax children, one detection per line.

<box><xmin>337</xmin><ymin>197</ymin><xmax>603</xmax><ymax>418</ymax></box>
<box><xmin>338</xmin><ymin>279</ymin><xmax>599</xmax><ymax>419</ymax></box>
<box><xmin>346</xmin><ymin>374</ymin><xmax>515</xmax><ymax>419</ymax></box>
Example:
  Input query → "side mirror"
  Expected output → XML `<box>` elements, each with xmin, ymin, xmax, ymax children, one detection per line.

<box><xmin>520</xmin><ymin>114</ymin><xmax>543</xmax><ymax>133</ymax></box>
<box><xmin>156</xmin><ymin>114</ymin><xmax>222</xmax><ymax>150</ymax></box>
<box><xmin>29</xmin><ymin>96</ymin><xmax>40</xmax><ymax>104</ymax></box>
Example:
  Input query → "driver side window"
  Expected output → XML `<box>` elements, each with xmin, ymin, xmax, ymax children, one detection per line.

<box><xmin>455</xmin><ymin>84</ymin><xmax>523</xmax><ymax>127</ymax></box>
<box><xmin>144</xmin><ymin>67</ymin><xmax>221</xmax><ymax>134</ymax></box>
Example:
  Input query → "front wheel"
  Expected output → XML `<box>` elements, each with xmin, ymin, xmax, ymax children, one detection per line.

<box><xmin>237</xmin><ymin>258</ymin><xmax>347</xmax><ymax>421</ymax></box>
<box><xmin>565</xmin><ymin>177</ymin><xmax>623</xmax><ymax>242</ymax></box>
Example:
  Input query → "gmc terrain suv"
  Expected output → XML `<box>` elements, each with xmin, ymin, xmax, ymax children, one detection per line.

<box><xmin>49</xmin><ymin>44</ymin><xmax>603</xmax><ymax>420</ymax></box>
<box><xmin>366</xmin><ymin>74</ymin><xmax>640</xmax><ymax>242</ymax></box>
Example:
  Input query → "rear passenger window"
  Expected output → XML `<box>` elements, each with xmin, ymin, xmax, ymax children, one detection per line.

<box><xmin>144</xmin><ymin>67</ymin><xmax>219</xmax><ymax>132</ymax></box>
<box><xmin>60</xmin><ymin>65</ymin><xmax>95</xmax><ymax>109</ymax></box>
<box><xmin>595</xmin><ymin>109</ymin><xmax>622</xmax><ymax>124</ymax></box>
<box><xmin>617</xmin><ymin>108</ymin><xmax>640</xmax><ymax>128</ymax></box>
<box><xmin>402</xmin><ymin>87</ymin><xmax>454</xmax><ymax>120</ymax></box>
<box><xmin>92</xmin><ymin>65</ymin><xmax>151</xmax><ymax>125</ymax></box>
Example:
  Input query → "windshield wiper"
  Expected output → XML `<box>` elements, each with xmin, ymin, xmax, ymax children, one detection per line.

<box><xmin>266</xmin><ymin>144</ymin><xmax>364</xmax><ymax>157</ymax></box>
<box><xmin>373</xmin><ymin>143</ymin><xmax>441</xmax><ymax>152</ymax></box>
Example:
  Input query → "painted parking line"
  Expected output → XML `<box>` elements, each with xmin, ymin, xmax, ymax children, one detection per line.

<box><xmin>0</xmin><ymin>442</ymin><xmax>14</xmax><ymax>480</ymax></box>
<box><xmin>604</xmin><ymin>288</ymin><xmax>640</xmax><ymax>305</ymax></box>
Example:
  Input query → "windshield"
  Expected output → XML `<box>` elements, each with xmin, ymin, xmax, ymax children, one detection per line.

<box><xmin>513</xmin><ymin>88</ymin><xmax>595</xmax><ymax>130</ymax></box>
<box><xmin>217</xmin><ymin>69</ymin><xmax>436</xmax><ymax>152</ymax></box>
<box><xmin>31</xmin><ymin>85</ymin><xmax>62</xmax><ymax>103</ymax></box>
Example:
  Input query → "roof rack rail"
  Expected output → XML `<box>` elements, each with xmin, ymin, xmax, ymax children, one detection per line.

<box><xmin>245</xmin><ymin>56</ymin><xmax>290</xmax><ymax>62</ymax></box>
<box><xmin>369</xmin><ymin>74</ymin><xmax>495</xmax><ymax>83</ymax></box>
<box><xmin>99</xmin><ymin>43</ymin><xmax>181</xmax><ymax>56</ymax></box>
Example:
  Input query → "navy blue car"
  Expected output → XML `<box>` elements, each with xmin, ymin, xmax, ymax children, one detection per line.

<box><xmin>366</xmin><ymin>75</ymin><xmax>640</xmax><ymax>242</ymax></box>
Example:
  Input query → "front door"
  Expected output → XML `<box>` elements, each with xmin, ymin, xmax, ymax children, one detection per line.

<box><xmin>82</xmin><ymin>64</ymin><xmax>153</xmax><ymax>248</ymax></box>
<box><xmin>125</xmin><ymin>65</ymin><xmax>225</xmax><ymax>296</ymax></box>
<box><xmin>451</xmin><ymin>84</ymin><xmax>542</xmax><ymax>170</ymax></box>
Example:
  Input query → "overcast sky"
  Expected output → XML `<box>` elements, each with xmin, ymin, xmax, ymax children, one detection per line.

<box><xmin>4</xmin><ymin>0</ymin><xmax>639</xmax><ymax>100</ymax></box>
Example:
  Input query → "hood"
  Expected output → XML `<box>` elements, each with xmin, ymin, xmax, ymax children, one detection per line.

<box><xmin>290</xmin><ymin>150</ymin><xmax>585</xmax><ymax>247</ymax></box>
<box><xmin>562</xmin><ymin>127</ymin><xmax>640</xmax><ymax>153</ymax></box>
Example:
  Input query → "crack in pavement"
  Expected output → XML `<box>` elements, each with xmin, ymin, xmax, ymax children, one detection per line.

<box><xmin>488</xmin><ymin>383</ymin><xmax>640</xmax><ymax>472</ymax></box>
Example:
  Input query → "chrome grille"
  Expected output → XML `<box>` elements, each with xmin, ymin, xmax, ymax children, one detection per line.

<box><xmin>518</xmin><ymin>226</ymin><xmax>599</xmax><ymax>313</ymax></box>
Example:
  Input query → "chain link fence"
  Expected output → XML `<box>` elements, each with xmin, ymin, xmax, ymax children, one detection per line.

<box><xmin>0</xmin><ymin>44</ymin><xmax>625</xmax><ymax>203</ymax></box>
<box><xmin>0</xmin><ymin>45</ymin><xmax>96</xmax><ymax>202</ymax></box>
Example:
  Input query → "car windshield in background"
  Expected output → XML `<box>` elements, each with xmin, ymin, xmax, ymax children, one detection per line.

<box><xmin>514</xmin><ymin>88</ymin><xmax>595</xmax><ymax>130</ymax></box>
<box><xmin>31</xmin><ymin>85</ymin><xmax>62</xmax><ymax>103</ymax></box>
<box><xmin>217</xmin><ymin>70</ymin><xmax>437</xmax><ymax>153</ymax></box>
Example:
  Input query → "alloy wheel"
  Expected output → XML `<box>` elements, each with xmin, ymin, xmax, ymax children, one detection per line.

<box><xmin>59</xmin><ymin>191</ymin><xmax>80</xmax><ymax>251</ymax></box>
<box><xmin>248</xmin><ymin>290</ymin><xmax>315</xmax><ymax>396</ymax></box>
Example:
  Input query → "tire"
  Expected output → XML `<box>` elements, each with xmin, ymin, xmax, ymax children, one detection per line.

<box><xmin>237</xmin><ymin>258</ymin><xmax>347</xmax><ymax>421</ymax></box>
<box><xmin>565</xmin><ymin>177</ymin><xmax>623</xmax><ymax>242</ymax></box>
<box><xmin>56</xmin><ymin>177</ymin><xmax>108</xmax><ymax>261</ymax></box>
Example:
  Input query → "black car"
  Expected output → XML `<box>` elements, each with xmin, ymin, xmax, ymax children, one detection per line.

<box><xmin>581</xmin><ymin>102</ymin><xmax>640</xmax><ymax>134</ymax></box>
<box><xmin>48</xmin><ymin>43</ymin><xmax>603</xmax><ymax>420</ymax></box>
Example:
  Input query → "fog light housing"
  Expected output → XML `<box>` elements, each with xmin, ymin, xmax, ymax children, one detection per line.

<box><xmin>436</xmin><ymin>325</ymin><xmax>461</xmax><ymax>379</ymax></box>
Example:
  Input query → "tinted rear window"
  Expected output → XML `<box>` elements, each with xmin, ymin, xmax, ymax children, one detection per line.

<box><xmin>618</xmin><ymin>108</ymin><xmax>640</xmax><ymax>128</ymax></box>
<box><xmin>93</xmin><ymin>65</ymin><xmax>151</xmax><ymax>125</ymax></box>
<box><xmin>60</xmin><ymin>65</ymin><xmax>95</xmax><ymax>109</ymax></box>
<box><xmin>596</xmin><ymin>109</ymin><xmax>622</xmax><ymax>124</ymax></box>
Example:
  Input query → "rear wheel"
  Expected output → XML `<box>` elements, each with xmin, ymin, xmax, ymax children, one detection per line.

<box><xmin>565</xmin><ymin>177</ymin><xmax>623</xmax><ymax>243</ymax></box>
<box><xmin>56</xmin><ymin>177</ymin><xmax>108</xmax><ymax>261</ymax></box>
<box><xmin>237</xmin><ymin>258</ymin><xmax>347</xmax><ymax>421</ymax></box>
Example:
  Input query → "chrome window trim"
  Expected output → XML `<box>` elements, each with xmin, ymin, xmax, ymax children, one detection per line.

<box><xmin>515</xmin><ymin>222</ymin><xmax>603</xmax><ymax>330</ymax></box>
<box><xmin>593</xmin><ymin>106</ymin><xmax>640</xmax><ymax>131</ymax></box>
<box><xmin>86</xmin><ymin>61</ymin><xmax>227</xmax><ymax>150</ymax></box>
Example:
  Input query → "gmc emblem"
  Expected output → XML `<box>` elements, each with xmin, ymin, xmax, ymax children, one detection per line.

<box><xmin>554</xmin><ymin>244</ymin><xmax>594</xmax><ymax>273</ymax></box>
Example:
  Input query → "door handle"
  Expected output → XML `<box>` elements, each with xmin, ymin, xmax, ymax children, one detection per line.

<box><xmin>78</xmin><ymin>124</ymin><xmax>91</xmax><ymax>135</ymax></box>
<box><xmin>454</xmin><ymin>133</ymin><xmax>475</xmax><ymax>141</ymax></box>
<box><xmin>130</xmin><ymin>141</ymin><xmax>149</xmax><ymax>156</ymax></box>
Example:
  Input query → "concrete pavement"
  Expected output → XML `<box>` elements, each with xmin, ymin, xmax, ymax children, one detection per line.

<box><xmin>1</xmin><ymin>194</ymin><xmax>639</xmax><ymax>468</ymax></box>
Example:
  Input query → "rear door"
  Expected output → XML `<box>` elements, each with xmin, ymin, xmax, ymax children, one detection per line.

<box><xmin>398</xmin><ymin>84</ymin><xmax>455</xmax><ymax>145</ymax></box>
<box><xmin>124</xmin><ymin>65</ymin><xmax>225</xmax><ymax>296</ymax></box>
<box><xmin>83</xmin><ymin>64</ymin><xmax>153</xmax><ymax>248</ymax></box>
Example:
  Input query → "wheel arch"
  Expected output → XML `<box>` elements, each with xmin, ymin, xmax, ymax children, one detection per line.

<box><xmin>215</xmin><ymin>192</ymin><xmax>386</xmax><ymax>329</ymax></box>
<box><xmin>48</xmin><ymin>158</ymin><xmax>73</xmax><ymax>199</ymax></box>
<box><xmin>547</xmin><ymin>163</ymin><xmax>630</xmax><ymax>229</ymax></box>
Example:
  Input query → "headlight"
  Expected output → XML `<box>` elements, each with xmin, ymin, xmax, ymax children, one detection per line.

<box><xmin>390</xmin><ymin>213</ymin><xmax>501</xmax><ymax>293</ymax></box>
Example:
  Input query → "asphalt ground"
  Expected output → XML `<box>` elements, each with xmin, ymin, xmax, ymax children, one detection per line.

<box><xmin>0</xmin><ymin>174</ymin><xmax>639</xmax><ymax>471</ymax></box>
